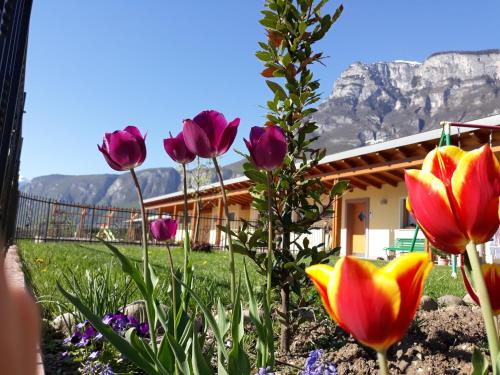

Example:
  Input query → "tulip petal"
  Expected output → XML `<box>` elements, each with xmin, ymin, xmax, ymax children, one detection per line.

<box><xmin>124</xmin><ymin>126</ymin><xmax>147</xmax><ymax>165</ymax></box>
<box><xmin>193</xmin><ymin>110</ymin><xmax>228</xmax><ymax>146</ymax></box>
<box><xmin>462</xmin><ymin>263</ymin><xmax>500</xmax><ymax>315</ymax></box>
<box><xmin>183</xmin><ymin>119</ymin><xmax>215</xmax><ymax>158</ymax></box>
<box><xmin>163</xmin><ymin>132</ymin><xmax>195</xmax><ymax>164</ymax></box>
<box><xmin>97</xmin><ymin>144</ymin><xmax>124</xmax><ymax>171</ymax></box>
<box><xmin>305</xmin><ymin>264</ymin><xmax>337</xmax><ymax>320</ymax></box>
<box><xmin>405</xmin><ymin>169</ymin><xmax>468</xmax><ymax>254</ymax></box>
<box><xmin>422</xmin><ymin>146</ymin><xmax>466</xmax><ymax>186</ymax></box>
<box><xmin>249</xmin><ymin>126</ymin><xmax>265</xmax><ymax>147</ymax></box>
<box><xmin>383</xmin><ymin>252</ymin><xmax>432</xmax><ymax>343</ymax></box>
<box><xmin>483</xmin><ymin>264</ymin><xmax>500</xmax><ymax>315</ymax></box>
<box><xmin>327</xmin><ymin>257</ymin><xmax>401</xmax><ymax>351</ymax></box>
<box><xmin>451</xmin><ymin>145</ymin><xmax>500</xmax><ymax>244</ymax></box>
<box><xmin>253</xmin><ymin>126</ymin><xmax>287</xmax><ymax>171</ymax></box>
<box><xmin>215</xmin><ymin>117</ymin><xmax>240</xmax><ymax>156</ymax></box>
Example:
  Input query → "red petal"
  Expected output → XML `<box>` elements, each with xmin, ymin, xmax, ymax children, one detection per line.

<box><xmin>405</xmin><ymin>170</ymin><xmax>468</xmax><ymax>254</ymax></box>
<box><xmin>452</xmin><ymin>145</ymin><xmax>500</xmax><ymax>244</ymax></box>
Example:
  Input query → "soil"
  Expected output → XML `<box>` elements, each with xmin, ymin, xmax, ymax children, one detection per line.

<box><xmin>41</xmin><ymin>304</ymin><xmax>490</xmax><ymax>374</ymax></box>
<box><xmin>279</xmin><ymin>304</ymin><xmax>489</xmax><ymax>374</ymax></box>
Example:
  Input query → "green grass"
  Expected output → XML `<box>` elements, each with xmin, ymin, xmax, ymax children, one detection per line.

<box><xmin>18</xmin><ymin>240</ymin><xmax>466</xmax><ymax>319</ymax></box>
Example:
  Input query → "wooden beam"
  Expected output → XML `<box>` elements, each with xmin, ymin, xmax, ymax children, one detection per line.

<box><xmin>377</xmin><ymin>172</ymin><xmax>403</xmax><ymax>186</ymax></box>
<box><xmin>395</xmin><ymin>147</ymin><xmax>409</xmax><ymax>158</ymax></box>
<box><xmin>355</xmin><ymin>175</ymin><xmax>382</xmax><ymax>189</ymax></box>
<box><xmin>349</xmin><ymin>177</ymin><xmax>368</xmax><ymax>190</ymax></box>
<box><xmin>331</xmin><ymin>195</ymin><xmax>342</xmax><ymax>248</ymax></box>
<box><xmin>215</xmin><ymin>198</ymin><xmax>223</xmax><ymax>247</ymax></box>
<box><xmin>373</xmin><ymin>172</ymin><xmax>399</xmax><ymax>187</ymax></box>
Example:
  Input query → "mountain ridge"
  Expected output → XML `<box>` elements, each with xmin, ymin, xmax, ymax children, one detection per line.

<box><xmin>21</xmin><ymin>49</ymin><xmax>500</xmax><ymax>206</ymax></box>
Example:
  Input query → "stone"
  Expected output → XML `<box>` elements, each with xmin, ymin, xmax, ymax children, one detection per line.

<box><xmin>51</xmin><ymin>312</ymin><xmax>77</xmax><ymax>335</ymax></box>
<box><xmin>121</xmin><ymin>300</ymin><xmax>148</xmax><ymax>321</ymax></box>
<box><xmin>462</xmin><ymin>293</ymin><xmax>476</xmax><ymax>306</ymax></box>
<box><xmin>419</xmin><ymin>296</ymin><xmax>438</xmax><ymax>311</ymax></box>
<box><xmin>437</xmin><ymin>295</ymin><xmax>465</xmax><ymax>307</ymax></box>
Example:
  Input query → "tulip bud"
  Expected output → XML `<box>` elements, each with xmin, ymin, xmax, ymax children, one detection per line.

<box><xmin>150</xmin><ymin>218</ymin><xmax>177</xmax><ymax>241</ymax></box>
<box><xmin>98</xmin><ymin>126</ymin><xmax>146</xmax><ymax>171</ymax></box>
<box><xmin>244</xmin><ymin>124</ymin><xmax>287</xmax><ymax>171</ymax></box>
<box><xmin>163</xmin><ymin>131</ymin><xmax>195</xmax><ymax>165</ymax></box>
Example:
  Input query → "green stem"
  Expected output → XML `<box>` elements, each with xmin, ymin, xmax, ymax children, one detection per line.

<box><xmin>130</xmin><ymin>168</ymin><xmax>157</xmax><ymax>353</ymax></box>
<box><xmin>377</xmin><ymin>351</ymin><xmax>389</xmax><ymax>375</ymax></box>
<box><xmin>166</xmin><ymin>243</ymin><xmax>177</xmax><ymax>335</ymax></box>
<box><xmin>466</xmin><ymin>242</ymin><xmax>499</xmax><ymax>372</ymax></box>
<box><xmin>212</xmin><ymin>157</ymin><xmax>236</xmax><ymax>303</ymax></box>
<box><xmin>182</xmin><ymin>163</ymin><xmax>189</xmax><ymax>283</ymax></box>
<box><xmin>266</xmin><ymin>171</ymin><xmax>274</xmax><ymax>308</ymax></box>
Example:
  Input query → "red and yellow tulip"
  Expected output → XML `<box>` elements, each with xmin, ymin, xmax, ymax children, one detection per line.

<box><xmin>461</xmin><ymin>262</ymin><xmax>500</xmax><ymax>315</ymax></box>
<box><xmin>306</xmin><ymin>253</ymin><xmax>432</xmax><ymax>352</ymax></box>
<box><xmin>405</xmin><ymin>145</ymin><xmax>500</xmax><ymax>254</ymax></box>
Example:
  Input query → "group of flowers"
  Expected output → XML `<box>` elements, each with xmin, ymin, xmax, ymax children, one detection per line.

<box><xmin>96</xmin><ymin>108</ymin><xmax>500</xmax><ymax>373</ymax></box>
<box><xmin>63</xmin><ymin>312</ymin><xmax>149</xmax><ymax>373</ymax></box>
<box><xmin>98</xmin><ymin>109</ymin><xmax>288</xmax><ymax>242</ymax></box>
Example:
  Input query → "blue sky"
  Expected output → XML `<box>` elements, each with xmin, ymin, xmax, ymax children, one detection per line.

<box><xmin>21</xmin><ymin>0</ymin><xmax>500</xmax><ymax>179</ymax></box>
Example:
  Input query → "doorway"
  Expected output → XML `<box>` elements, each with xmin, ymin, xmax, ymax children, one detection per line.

<box><xmin>346</xmin><ymin>199</ymin><xmax>369</xmax><ymax>257</ymax></box>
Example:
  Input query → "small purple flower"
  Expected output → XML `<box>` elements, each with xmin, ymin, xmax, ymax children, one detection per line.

<box><xmin>88</xmin><ymin>350</ymin><xmax>100</xmax><ymax>360</ymax></box>
<box><xmin>256</xmin><ymin>366</ymin><xmax>274</xmax><ymax>375</ymax></box>
<box><xmin>150</xmin><ymin>218</ymin><xmax>177</xmax><ymax>241</ymax></box>
<box><xmin>61</xmin><ymin>351</ymin><xmax>69</xmax><ymax>358</ymax></box>
<box><xmin>301</xmin><ymin>349</ymin><xmax>337</xmax><ymax>375</ymax></box>
<box><xmin>137</xmin><ymin>322</ymin><xmax>149</xmax><ymax>337</ymax></box>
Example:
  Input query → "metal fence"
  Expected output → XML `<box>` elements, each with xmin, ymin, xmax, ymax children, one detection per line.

<box><xmin>15</xmin><ymin>193</ymin><xmax>251</xmax><ymax>248</ymax></box>
<box><xmin>15</xmin><ymin>193</ymin><xmax>333</xmax><ymax>251</ymax></box>
<box><xmin>0</xmin><ymin>0</ymin><xmax>33</xmax><ymax>251</ymax></box>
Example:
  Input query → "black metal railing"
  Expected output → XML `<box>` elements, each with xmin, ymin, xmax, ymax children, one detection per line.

<box><xmin>15</xmin><ymin>193</ymin><xmax>253</xmax><ymax>248</ymax></box>
<box><xmin>0</xmin><ymin>0</ymin><xmax>33</xmax><ymax>252</ymax></box>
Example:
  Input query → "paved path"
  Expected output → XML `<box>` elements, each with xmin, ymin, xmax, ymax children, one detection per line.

<box><xmin>5</xmin><ymin>245</ymin><xmax>45</xmax><ymax>375</ymax></box>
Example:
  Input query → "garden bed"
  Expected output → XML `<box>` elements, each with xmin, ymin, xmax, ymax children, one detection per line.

<box><xmin>18</xmin><ymin>240</ymin><xmax>475</xmax><ymax>374</ymax></box>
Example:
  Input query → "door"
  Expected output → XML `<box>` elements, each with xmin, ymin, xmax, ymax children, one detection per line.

<box><xmin>346</xmin><ymin>200</ymin><xmax>369</xmax><ymax>256</ymax></box>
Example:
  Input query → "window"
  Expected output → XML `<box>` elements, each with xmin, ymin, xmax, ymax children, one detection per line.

<box><xmin>400</xmin><ymin>198</ymin><xmax>417</xmax><ymax>228</ymax></box>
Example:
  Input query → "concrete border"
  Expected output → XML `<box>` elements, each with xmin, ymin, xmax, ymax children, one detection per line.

<box><xmin>5</xmin><ymin>245</ymin><xmax>45</xmax><ymax>375</ymax></box>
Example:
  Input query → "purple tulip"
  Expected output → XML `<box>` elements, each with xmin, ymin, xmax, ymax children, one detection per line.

<box><xmin>244</xmin><ymin>124</ymin><xmax>287</xmax><ymax>171</ymax></box>
<box><xmin>163</xmin><ymin>131</ymin><xmax>196</xmax><ymax>164</ymax></box>
<box><xmin>183</xmin><ymin>110</ymin><xmax>240</xmax><ymax>158</ymax></box>
<box><xmin>150</xmin><ymin>218</ymin><xmax>178</xmax><ymax>241</ymax></box>
<box><xmin>98</xmin><ymin>126</ymin><xmax>147</xmax><ymax>171</ymax></box>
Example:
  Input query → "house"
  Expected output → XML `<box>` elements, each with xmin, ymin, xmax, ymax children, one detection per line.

<box><xmin>143</xmin><ymin>114</ymin><xmax>500</xmax><ymax>259</ymax></box>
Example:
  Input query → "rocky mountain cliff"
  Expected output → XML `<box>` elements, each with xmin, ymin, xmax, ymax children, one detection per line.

<box><xmin>313</xmin><ymin>49</ymin><xmax>500</xmax><ymax>151</ymax></box>
<box><xmin>21</xmin><ymin>49</ymin><xmax>500</xmax><ymax>206</ymax></box>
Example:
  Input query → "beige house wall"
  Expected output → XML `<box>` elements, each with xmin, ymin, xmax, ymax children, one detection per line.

<box><xmin>340</xmin><ymin>182</ymin><xmax>425</xmax><ymax>259</ymax></box>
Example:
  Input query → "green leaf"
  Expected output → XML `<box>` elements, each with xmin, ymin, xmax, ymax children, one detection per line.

<box><xmin>265</xmin><ymin>80</ymin><xmax>287</xmax><ymax>100</ymax></box>
<box><xmin>158</xmin><ymin>334</ymin><xmax>175</xmax><ymax>374</ymax></box>
<box><xmin>244</xmin><ymin>169</ymin><xmax>268</xmax><ymax>185</ymax></box>
<box><xmin>176</xmin><ymin>277</ymin><xmax>228</xmax><ymax>360</ymax></box>
<box><xmin>331</xmin><ymin>180</ymin><xmax>349</xmax><ymax>196</ymax></box>
<box><xmin>227</xmin><ymin>284</ymin><xmax>251</xmax><ymax>375</ymax></box>
<box><xmin>471</xmin><ymin>347</ymin><xmax>489</xmax><ymax>375</ymax></box>
<box><xmin>58</xmin><ymin>284</ymin><xmax>160</xmax><ymax>375</ymax></box>
<box><xmin>192</xmin><ymin>330</ymin><xmax>214</xmax><ymax>375</ymax></box>
<box><xmin>256</xmin><ymin>51</ymin><xmax>272</xmax><ymax>62</ymax></box>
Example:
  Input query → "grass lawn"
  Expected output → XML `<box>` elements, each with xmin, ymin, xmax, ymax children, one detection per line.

<box><xmin>18</xmin><ymin>240</ymin><xmax>466</xmax><ymax>319</ymax></box>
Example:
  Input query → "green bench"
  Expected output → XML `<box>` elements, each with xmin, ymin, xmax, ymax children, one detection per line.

<box><xmin>384</xmin><ymin>238</ymin><xmax>425</xmax><ymax>256</ymax></box>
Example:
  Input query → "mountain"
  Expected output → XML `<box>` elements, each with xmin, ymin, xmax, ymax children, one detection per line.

<box><xmin>21</xmin><ymin>49</ymin><xmax>500</xmax><ymax>206</ymax></box>
<box><xmin>20</xmin><ymin>166</ymin><xmax>240</xmax><ymax>207</ymax></box>
<box><xmin>312</xmin><ymin>49</ymin><xmax>500</xmax><ymax>151</ymax></box>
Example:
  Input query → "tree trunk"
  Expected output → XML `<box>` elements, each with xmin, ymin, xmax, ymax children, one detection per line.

<box><xmin>280</xmin><ymin>231</ymin><xmax>292</xmax><ymax>353</ymax></box>
<box><xmin>280</xmin><ymin>284</ymin><xmax>291</xmax><ymax>353</ymax></box>
<box><xmin>194</xmin><ymin>198</ymin><xmax>201</xmax><ymax>243</ymax></box>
